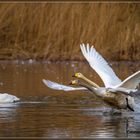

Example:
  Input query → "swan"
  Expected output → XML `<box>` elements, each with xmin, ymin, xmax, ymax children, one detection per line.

<box><xmin>43</xmin><ymin>71</ymin><xmax>137</xmax><ymax>111</ymax></box>
<box><xmin>43</xmin><ymin>77</ymin><xmax>135</xmax><ymax>113</ymax></box>
<box><xmin>0</xmin><ymin>93</ymin><xmax>20</xmax><ymax>103</ymax></box>
<box><xmin>43</xmin><ymin>43</ymin><xmax>139</xmax><ymax>93</ymax></box>
<box><xmin>42</xmin><ymin>43</ymin><xmax>140</xmax><ymax>111</ymax></box>
<box><xmin>69</xmin><ymin>79</ymin><xmax>135</xmax><ymax>111</ymax></box>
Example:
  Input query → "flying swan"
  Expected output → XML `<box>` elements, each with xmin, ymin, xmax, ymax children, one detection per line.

<box><xmin>42</xmin><ymin>44</ymin><xmax>140</xmax><ymax>111</ymax></box>
<box><xmin>43</xmin><ymin>44</ymin><xmax>140</xmax><ymax>92</ymax></box>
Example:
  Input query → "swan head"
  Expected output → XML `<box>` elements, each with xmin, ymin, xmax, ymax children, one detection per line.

<box><xmin>73</xmin><ymin>72</ymin><xmax>84</xmax><ymax>78</ymax></box>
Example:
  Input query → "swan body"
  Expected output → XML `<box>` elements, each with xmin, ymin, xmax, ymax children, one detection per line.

<box><xmin>70</xmin><ymin>79</ymin><xmax>135</xmax><ymax>111</ymax></box>
<box><xmin>0</xmin><ymin>93</ymin><xmax>20</xmax><ymax>103</ymax></box>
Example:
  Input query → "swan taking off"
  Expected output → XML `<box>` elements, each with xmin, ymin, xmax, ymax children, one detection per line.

<box><xmin>42</xmin><ymin>43</ymin><xmax>140</xmax><ymax>112</ymax></box>
<box><xmin>43</xmin><ymin>43</ymin><xmax>140</xmax><ymax>93</ymax></box>
<box><xmin>0</xmin><ymin>93</ymin><xmax>20</xmax><ymax>103</ymax></box>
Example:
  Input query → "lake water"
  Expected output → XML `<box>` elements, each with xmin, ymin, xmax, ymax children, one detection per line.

<box><xmin>0</xmin><ymin>60</ymin><xmax>140</xmax><ymax>138</ymax></box>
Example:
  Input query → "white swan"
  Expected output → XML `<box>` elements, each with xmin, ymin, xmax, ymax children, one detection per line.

<box><xmin>43</xmin><ymin>43</ymin><xmax>140</xmax><ymax>95</ymax></box>
<box><xmin>42</xmin><ymin>44</ymin><xmax>140</xmax><ymax>113</ymax></box>
<box><xmin>0</xmin><ymin>93</ymin><xmax>20</xmax><ymax>103</ymax></box>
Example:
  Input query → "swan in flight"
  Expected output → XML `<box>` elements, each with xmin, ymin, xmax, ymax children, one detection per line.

<box><xmin>42</xmin><ymin>44</ymin><xmax>140</xmax><ymax>111</ymax></box>
<box><xmin>0</xmin><ymin>93</ymin><xmax>20</xmax><ymax>103</ymax></box>
<box><xmin>43</xmin><ymin>72</ymin><xmax>135</xmax><ymax>112</ymax></box>
<box><xmin>43</xmin><ymin>43</ymin><xmax>140</xmax><ymax>93</ymax></box>
<box><xmin>43</xmin><ymin>72</ymin><xmax>137</xmax><ymax>111</ymax></box>
<box><xmin>69</xmin><ymin>79</ymin><xmax>134</xmax><ymax>111</ymax></box>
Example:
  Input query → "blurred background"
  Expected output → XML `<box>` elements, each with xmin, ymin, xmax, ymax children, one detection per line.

<box><xmin>0</xmin><ymin>2</ymin><xmax>139</xmax><ymax>61</ymax></box>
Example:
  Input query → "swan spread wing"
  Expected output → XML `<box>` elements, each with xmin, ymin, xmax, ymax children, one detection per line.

<box><xmin>115</xmin><ymin>70</ymin><xmax>140</xmax><ymax>89</ymax></box>
<box><xmin>42</xmin><ymin>79</ymin><xmax>87</xmax><ymax>91</ymax></box>
<box><xmin>80</xmin><ymin>44</ymin><xmax>121</xmax><ymax>87</ymax></box>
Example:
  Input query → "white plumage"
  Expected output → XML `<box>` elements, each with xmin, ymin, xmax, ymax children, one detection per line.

<box><xmin>114</xmin><ymin>70</ymin><xmax>140</xmax><ymax>89</ymax></box>
<box><xmin>80</xmin><ymin>43</ymin><xmax>122</xmax><ymax>87</ymax></box>
<box><xmin>42</xmin><ymin>79</ymin><xmax>86</xmax><ymax>91</ymax></box>
<box><xmin>80</xmin><ymin>44</ymin><xmax>140</xmax><ymax>92</ymax></box>
<box><xmin>0</xmin><ymin>93</ymin><xmax>20</xmax><ymax>103</ymax></box>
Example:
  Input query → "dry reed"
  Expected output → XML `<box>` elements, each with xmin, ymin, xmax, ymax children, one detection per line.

<box><xmin>0</xmin><ymin>3</ymin><xmax>139</xmax><ymax>61</ymax></box>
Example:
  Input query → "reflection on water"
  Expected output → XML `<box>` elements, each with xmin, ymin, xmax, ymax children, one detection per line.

<box><xmin>0</xmin><ymin>60</ymin><xmax>140</xmax><ymax>138</ymax></box>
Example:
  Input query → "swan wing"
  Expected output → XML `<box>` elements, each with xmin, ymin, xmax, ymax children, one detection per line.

<box><xmin>80</xmin><ymin>44</ymin><xmax>121</xmax><ymax>87</ymax></box>
<box><xmin>107</xmin><ymin>87</ymin><xmax>135</xmax><ymax>95</ymax></box>
<box><xmin>115</xmin><ymin>70</ymin><xmax>140</xmax><ymax>89</ymax></box>
<box><xmin>107</xmin><ymin>87</ymin><xmax>140</xmax><ymax>97</ymax></box>
<box><xmin>42</xmin><ymin>79</ymin><xmax>87</xmax><ymax>91</ymax></box>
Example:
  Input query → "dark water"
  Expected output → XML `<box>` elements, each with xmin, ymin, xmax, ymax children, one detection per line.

<box><xmin>0</xmin><ymin>60</ymin><xmax>140</xmax><ymax>138</ymax></box>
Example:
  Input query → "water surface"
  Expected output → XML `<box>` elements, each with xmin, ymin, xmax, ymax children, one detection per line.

<box><xmin>0</xmin><ymin>60</ymin><xmax>140</xmax><ymax>138</ymax></box>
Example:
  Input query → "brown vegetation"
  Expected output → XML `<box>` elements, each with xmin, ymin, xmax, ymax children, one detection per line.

<box><xmin>0</xmin><ymin>3</ymin><xmax>139</xmax><ymax>61</ymax></box>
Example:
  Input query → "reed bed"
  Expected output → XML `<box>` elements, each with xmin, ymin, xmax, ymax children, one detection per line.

<box><xmin>0</xmin><ymin>3</ymin><xmax>139</xmax><ymax>61</ymax></box>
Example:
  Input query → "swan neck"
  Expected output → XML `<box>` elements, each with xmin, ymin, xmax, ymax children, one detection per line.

<box><xmin>81</xmin><ymin>75</ymin><xmax>100</xmax><ymax>88</ymax></box>
<box><xmin>79</xmin><ymin>82</ymin><xmax>96</xmax><ymax>93</ymax></box>
<box><xmin>78</xmin><ymin>81</ymin><xmax>103</xmax><ymax>98</ymax></box>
